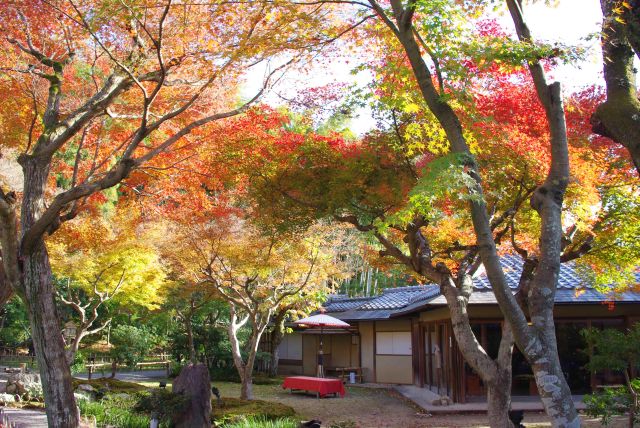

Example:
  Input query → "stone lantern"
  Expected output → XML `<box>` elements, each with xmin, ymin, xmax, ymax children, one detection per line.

<box><xmin>63</xmin><ymin>321</ymin><xmax>77</xmax><ymax>343</ymax></box>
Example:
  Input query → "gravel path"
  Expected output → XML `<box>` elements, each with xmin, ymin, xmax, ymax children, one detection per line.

<box><xmin>213</xmin><ymin>382</ymin><xmax>628</xmax><ymax>428</ymax></box>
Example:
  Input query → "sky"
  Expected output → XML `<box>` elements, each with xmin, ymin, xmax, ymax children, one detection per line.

<box><xmin>242</xmin><ymin>0</ymin><xmax>620</xmax><ymax>136</ymax></box>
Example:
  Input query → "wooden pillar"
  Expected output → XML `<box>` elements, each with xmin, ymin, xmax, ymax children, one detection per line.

<box><xmin>426</xmin><ymin>323</ymin><xmax>433</xmax><ymax>389</ymax></box>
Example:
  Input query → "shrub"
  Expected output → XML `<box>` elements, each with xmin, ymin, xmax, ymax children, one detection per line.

<box><xmin>210</xmin><ymin>368</ymin><xmax>281</xmax><ymax>385</ymax></box>
<box><xmin>169</xmin><ymin>362</ymin><xmax>183</xmax><ymax>378</ymax></box>
<box><xmin>210</xmin><ymin>366</ymin><xmax>241</xmax><ymax>383</ymax></box>
<box><xmin>134</xmin><ymin>388</ymin><xmax>190</xmax><ymax>423</ymax></box>
<box><xmin>110</xmin><ymin>325</ymin><xmax>154</xmax><ymax>368</ymax></box>
<box><xmin>584</xmin><ymin>382</ymin><xmax>640</xmax><ymax>426</ymax></box>
<box><xmin>70</xmin><ymin>350</ymin><xmax>87</xmax><ymax>375</ymax></box>
<box><xmin>582</xmin><ymin>325</ymin><xmax>640</xmax><ymax>426</ymax></box>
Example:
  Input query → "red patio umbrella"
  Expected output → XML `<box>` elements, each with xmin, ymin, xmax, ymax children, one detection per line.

<box><xmin>294</xmin><ymin>314</ymin><xmax>350</xmax><ymax>378</ymax></box>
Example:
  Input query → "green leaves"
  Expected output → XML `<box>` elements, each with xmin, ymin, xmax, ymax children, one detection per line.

<box><xmin>384</xmin><ymin>153</ymin><xmax>482</xmax><ymax>227</ymax></box>
<box><xmin>581</xmin><ymin>324</ymin><xmax>640</xmax><ymax>373</ymax></box>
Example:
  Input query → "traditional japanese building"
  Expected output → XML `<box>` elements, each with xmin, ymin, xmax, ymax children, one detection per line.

<box><xmin>267</xmin><ymin>255</ymin><xmax>640</xmax><ymax>403</ymax></box>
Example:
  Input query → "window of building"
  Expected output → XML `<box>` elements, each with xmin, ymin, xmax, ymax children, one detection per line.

<box><xmin>278</xmin><ymin>334</ymin><xmax>302</xmax><ymax>360</ymax></box>
<box><xmin>376</xmin><ymin>331</ymin><xmax>412</xmax><ymax>355</ymax></box>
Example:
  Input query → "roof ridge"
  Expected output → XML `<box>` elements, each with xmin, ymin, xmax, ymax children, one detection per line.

<box><xmin>327</xmin><ymin>294</ymin><xmax>373</xmax><ymax>302</ymax></box>
<box><xmin>382</xmin><ymin>285</ymin><xmax>428</xmax><ymax>294</ymax></box>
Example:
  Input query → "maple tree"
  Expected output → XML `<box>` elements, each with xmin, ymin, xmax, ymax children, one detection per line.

<box><xmin>48</xmin><ymin>204</ymin><xmax>168</xmax><ymax>362</ymax></box>
<box><xmin>163</xmin><ymin>218</ymin><xmax>349</xmax><ymax>400</ymax></box>
<box><xmin>0</xmin><ymin>0</ymin><xmax>359</xmax><ymax>424</ymax></box>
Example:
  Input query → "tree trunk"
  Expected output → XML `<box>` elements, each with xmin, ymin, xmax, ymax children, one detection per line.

<box><xmin>23</xmin><ymin>244</ymin><xmax>80</xmax><ymax>427</ymax></box>
<box><xmin>269</xmin><ymin>340</ymin><xmax>280</xmax><ymax>378</ymax></box>
<box><xmin>527</xmin><ymin>304</ymin><xmax>578</xmax><ymax>427</ymax></box>
<box><xmin>487</xmin><ymin>381</ymin><xmax>513</xmax><ymax>428</ymax></box>
<box><xmin>0</xmin><ymin>265</ymin><xmax>14</xmax><ymax>309</ymax></box>
<box><xmin>488</xmin><ymin>322</ymin><xmax>515</xmax><ymax>428</ymax></box>
<box><xmin>624</xmin><ymin>369</ymin><xmax>638</xmax><ymax>428</ymax></box>
<box><xmin>227</xmin><ymin>306</ymin><xmax>270</xmax><ymax>401</ymax></box>
<box><xmin>592</xmin><ymin>0</ymin><xmax>640</xmax><ymax>176</ymax></box>
<box><xmin>228</xmin><ymin>306</ymin><xmax>252</xmax><ymax>399</ymax></box>
<box><xmin>20</xmin><ymin>159</ymin><xmax>79</xmax><ymax>427</ymax></box>
<box><xmin>186</xmin><ymin>314</ymin><xmax>196</xmax><ymax>365</ymax></box>
<box><xmin>269</xmin><ymin>310</ymin><xmax>287</xmax><ymax>377</ymax></box>
<box><xmin>240</xmin><ymin>367</ymin><xmax>254</xmax><ymax>400</ymax></box>
<box><xmin>439</xmin><ymin>276</ymin><xmax>515</xmax><ymax>427</ymax></box>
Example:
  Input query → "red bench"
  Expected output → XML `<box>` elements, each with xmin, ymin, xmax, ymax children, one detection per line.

<box><xmin>282</xmin><ymin>376</ymin><xmax>345</xmax><ymax>398</ymax></box>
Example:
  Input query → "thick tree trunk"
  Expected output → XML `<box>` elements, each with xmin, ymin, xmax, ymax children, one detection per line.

<box><xmin>592</xmin><ymin>0</ymin><xmax>640</xmax><ymax>176</ymax></box>
<box><xmin>527</xmin><ymin>291</ymin><xmax>577</xmax><ymax>427</ymax></box>
<box><xmin>20</xmin><ymin>159</ymin><xmax>79</xmax><ymax>427</ymax></box>
<box><xmin>269</xmin><ymin>310</ymin><xmax>287</xmax><ymax>377</ymax></box>
<box><xmin>23</xmin><ymin>245</ymin><xmax>80</xmax><ymax>427</ymax></box>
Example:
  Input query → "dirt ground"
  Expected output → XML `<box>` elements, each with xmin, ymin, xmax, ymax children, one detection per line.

<box><xmin>213</xmin><ymin>382</ymin><xmax>627</xmax><ymax>427</ymax></box>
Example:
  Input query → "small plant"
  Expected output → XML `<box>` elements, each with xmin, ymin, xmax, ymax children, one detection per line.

<box><xmin>78</xmin><ymin>397</ymin><xmax>153</xmax><ymax>428</ymax></box>
<box><xmin>23</xmin><ymin>383</ymin><xmax>44</xmax><ymax>402</ymax></box>
<box><xmin>221</xmin><ymin>416</ymin><xmax>299</xmax><ymax>428</ymax></box>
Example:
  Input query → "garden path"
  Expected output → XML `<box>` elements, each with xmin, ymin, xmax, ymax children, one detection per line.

<box><xmin>0</xmin><ymin>408</ymin><xmax>47</xmax><ymax>427</ymax></box>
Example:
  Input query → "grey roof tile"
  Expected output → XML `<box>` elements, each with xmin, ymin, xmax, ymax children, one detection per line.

<box><xmin>324</xmin><ymin>296</ymin><xmax>374</xmax><ymax>312</ymax></box>
<box><xmin>357</xmin><ymin>285</ymin><xmax>437</xmax><ymax>310</ymax></box>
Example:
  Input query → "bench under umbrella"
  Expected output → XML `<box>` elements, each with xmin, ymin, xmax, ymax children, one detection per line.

<box><xmin>294</xmin><ymin>314</ymin><xmax>350</xmax><ymax>378</ymax></box>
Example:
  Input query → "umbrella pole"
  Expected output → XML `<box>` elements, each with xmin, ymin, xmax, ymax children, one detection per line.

<box><xmin>318</xmin><ymin>325</ymin><xmax>324</xmax><ymax>378</ymax></box>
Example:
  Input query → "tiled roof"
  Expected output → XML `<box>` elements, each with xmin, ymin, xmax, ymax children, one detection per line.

<box><xmin>554</xmin><ymin>288</ymin><xmax>640</xmax><ymax>304</ymax></box>
<box><xmin>471</xmin><ymin>254</ymin><xmax>592</xmax><ymax>291</ymax></box>
<box><xmin>325</xmin><ymin>309</ymin><xmax>398</xmax><ymax>321</ymax></box>
<box><xmin>324</xmin><ymin>295</ymin><xmax>374</xmax><ymax>312</ymax></box>
<box><xmin>356</xmin><ymin>285</ymin><xmax>438</xmax><ymax>310</ymax></box>
<box><xmin>323</xmin><ymin>255</ymin><xmax>640</xmax><ymax>320</ymax></box>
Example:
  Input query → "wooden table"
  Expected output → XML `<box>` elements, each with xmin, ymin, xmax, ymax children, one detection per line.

<box><xmin>282</xmin><ymin>376</ymin><xmax>346</xmax><ymax>398</ymax></box>
<box><xmin>327</xmin><ymin>367</ymin><xmax>363</xmax><ymax>383</ymax></box>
